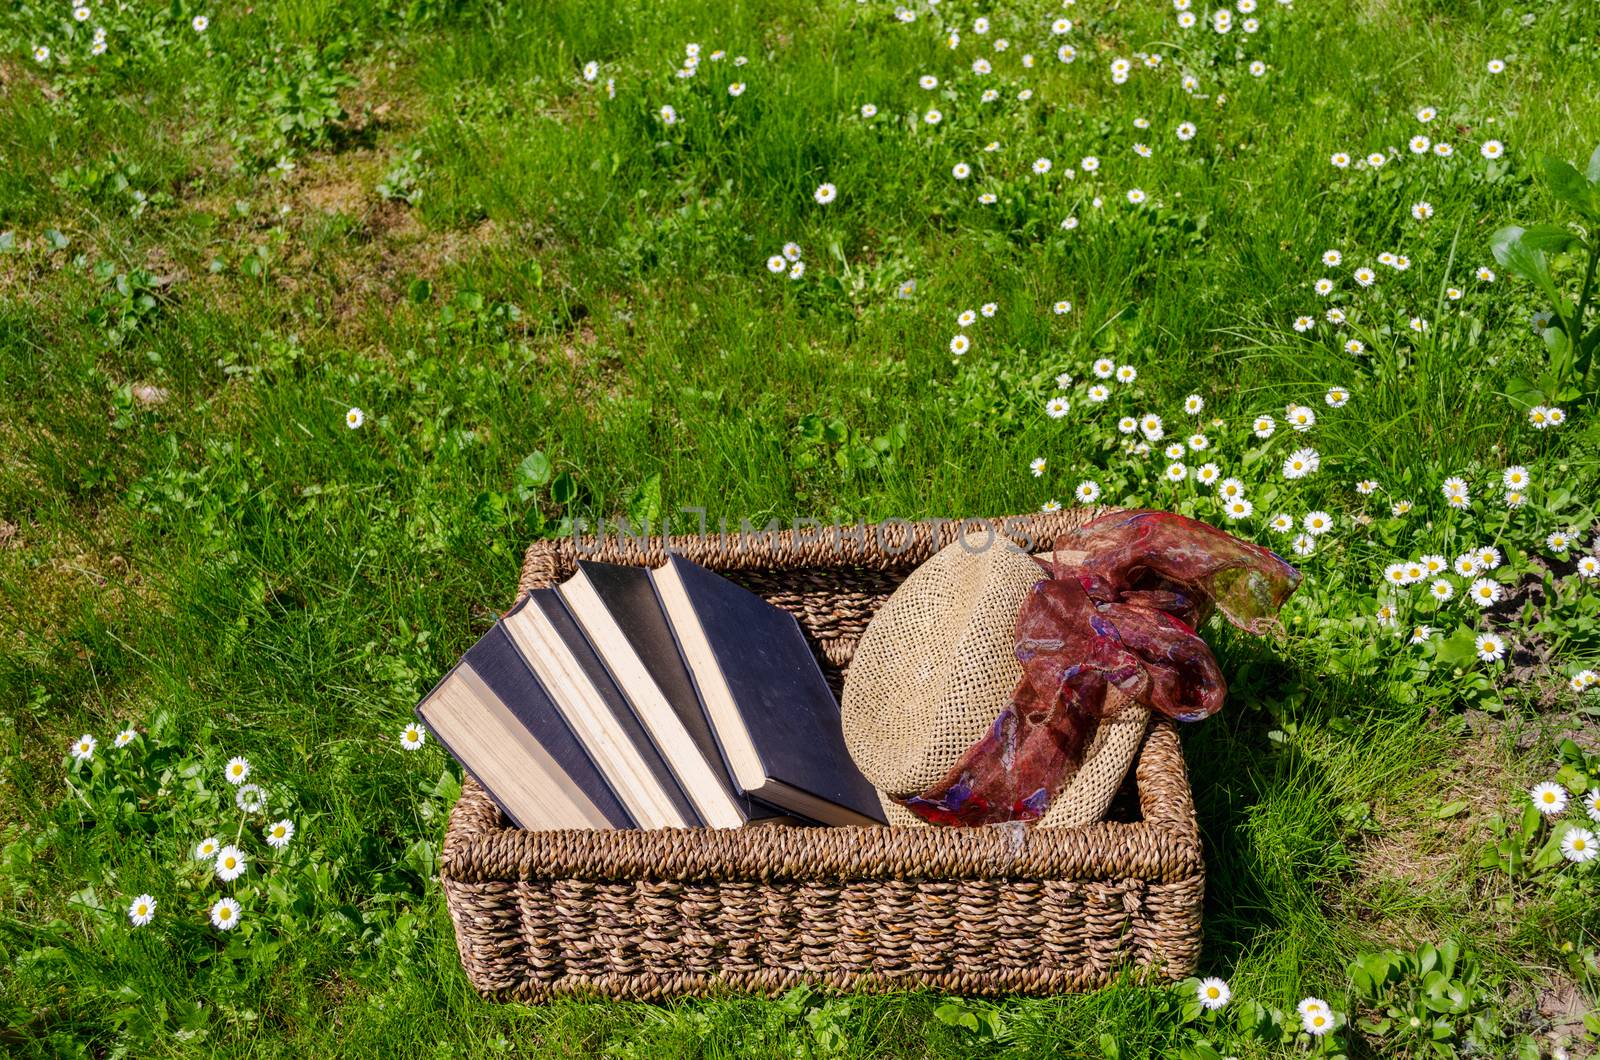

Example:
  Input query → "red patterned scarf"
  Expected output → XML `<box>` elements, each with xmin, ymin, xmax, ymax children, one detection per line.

<box><xmin>898</xmin><ymin>510</ymin><xmax>1301</xmax><ymax>826</ymax></box>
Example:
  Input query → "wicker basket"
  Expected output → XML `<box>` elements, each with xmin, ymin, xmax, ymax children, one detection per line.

<box><xmin>440</xmin><ymin>511</ymin><xmax>1205</xmax><ymax>1001</ymax></box>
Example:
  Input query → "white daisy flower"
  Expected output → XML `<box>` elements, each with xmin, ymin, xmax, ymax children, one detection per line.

<box><xmin>1088</xmin><ymin>384</ymin><xmax>1110</xmax><ymax>402</ymax></box>
<box><xmin>950</xmin><ymin>334</ymin><xmax>971</xmax><ymax>355</ymax></box>
<box><xmin>1476</xmin><ymin>546</ymin><xmax>1502</xmax><ymax>571</ymax></box>
<box><xmin>1563</xmin><ymin>828</ymin><xmax>1598</xmax><ymax>863</ymax></box>
<box><xmin>1502</xmin><ymin>465</ymin><xmax>1529</xmax><ymax>489</ymax></box>
<box><xmin>127</xmin><ymin>894</ymin><xmax>157</xmax><ymax>927</ymax></box>
<box><xmin>1196</xmin><ymin>977</ymin><xmax>1231</xmax><ymax>1010</ymax></box>
<box><xmin>70</xmin><ymin>734</ymin><xmax>97</xmax><ymax>761</ymax></box>
<box><xmin>195</xmin><ymin>836</ymin><xmax>221</xmax><ymax>861</ymax></box>
<box><xmin>1223</xmin><ymin>498</ymin><xmax>1253</xmax><ymax>520</ymax></box>
<box><xmin>265</xmin><ymin>820</ymin><xmax>295</xmax><ymax>849</ymax></box>
<box><xmin>1530</xmin><ymin>781</ymin><xmax>1568</xmax><ymax>815</ymax></box>
<box><xmin>1041</xmin><ymin>499</ymin><xmax>1062</xmax><ymax>512</ymax></box>
<box><xmin>1165</xmin><ymin>462</ymin><xmax>1188</xmax><ymax>482</ymax></box>
<box><xmin>210</xmin><ymin>897</ymin><xmax>242</xmax><ymax>931</ymax></box>
<box><xmin>1583</xmin><ymin>788</ymin><xmax>1600</xmax><ymax>822</ymax></box>
<box><xmin>345</xmin><ymin>407</ymin><xmax>365</xmax><ymax>430</ymax></box>
<box><xmin>1409</xmin><ymin>625</ymin><xmax>1434</xmax><ymax>644</ymax></box>
<box><xmin>1294</xmin><ymin>315</ymin><xmax>1315</xmax><ymax>332</ymax></box>
<box><xmin>1288</xmin><ymin>404</ymin><xmax>1316</xmax><ymax>429</ymax></box>
<box><xmin>114</xmin><ymin>727</ymin><xmax>137</xmax><ymax>748</ymax></box>
<box><xmin>1547</xmin><ymin>532</ymin><xmax>1571</xmax><ymax>553</ymax></box>
<box><xmin>1331</xmin><ymin>151</ymin><xmax>1351</xmax><ymax>168</ymax></box>
<box><xmin>1126</xmin><ymin>188</ymin><xmax>1147</xmax><ymax>205</ymax></box>
<box><xmin>1196</xmin><ymin>463</ymin><xmax>1220</xmax><ymax>485</ymax></box>
<box><xmin>1576</xmin><ymin>555</ymin><xmax>1599</xmax><ymax>579</ymax></box>
<box><xmin>1486</xmin><ymin>58</ymin><xmax>1505</xmax><ymax>73</ymax></box>
<box><xmin>1300</xmin><ymin>1004</ymin><xmax>1334</xmax><ymax>1036</ymax></box>
<box><xmin>1291</xmin><ymin>533</ymin><xmax>1315</xmax><ymax>557</ymax></box>
<box><xmin>813</xmin><ymin>183</ymin><xmax>837</xmax><ymax>205</ymax></box>
<box><xmin>659</xmin><ymin>105</ymin><xmax>678</xmax><ymax>125</ymax></box>
<box><xmin>1075</xmin><ymin>481</ymin><xmax>1102</xmax><ymax>504</ymax></box>
<box><xmin>1474</xmin><ymin>633</ymin><xmax>1506</xmax><ymax>662</ymax></box>
<box><xmin>1184</xmin><ymin>394</ymin><xmax>1205</xmax><ymax>415</ymax></box>
<box><xmin>1033</xmin><ymin>157</ymin><xmax>1052</xmax><ymax>175</ymax></box>
<box><xmin>1411</xmin><ymin>201</ymin><xmax>1433</xmax><ymax>220</ymax></box>
<box><xmin>1302</xmin><ymin>511</ymin><xmax>1333</xmax><ymax>536</ymax></box>
<box><xmin>1055</xmin><ymin>300</ymin><xmax>1073</xmax><ymax>315</ymax></box>
<box><xmin>728</xmin><ymin>82</ymin><xmax>745</xmax><ymax>97</ymax></box>
<box><xmin>860</xmin><ymin>103</ymin><xmax>878</xmax><ymax>118</ymax></box>
<box><xmin>924</xmin><ymin>109</ymin><xmax>942</xmax><ymax>125</ymax></box>
<box><xmin>1030</xmin><ymin>457</ymin><xmax>1047</xmax><ymax>477</ymax></box>
<box><xmin>981</xmin><ymin>303</ymin><xmax>998</xmax><ymax>318</ymax></box>
<box><xmin>1468</xmin><ymin>578</ymin><xmax>1501</xmax><ymax>607</ymax></box>
<box><xmin>1354</xmin><ymin>267</ymin><xmax>1376</xmax><ymax>287</ymax></box>
<box><xmin>1046</xmin><ymin>397</ymin><xmax>1071</xmax><ymax>419</ymax></box>
<box><xmin>766</xmin><ymin>255</ymin><xmax>787</xmax><ymax>274</ymax></box>
<box><xmin>1392</xmin><ymin>500</ymin><xmax>1413</xmax><ymax>516</ymax></box>
<box><xmin>952</xmin><ymin>162</ymin><xmax>971</xmax><ymax>180</ymax></box>
<box><xmin>1118</xmin><ymin>416</ymin><xmax>1139</xmax><ymax>434</ymax></box>
<box><xmin>191</xmin><ymin>14</ymin><xmax>208</xmax><ymax>32</ymax></box>
<box><xmin>1481</xmin><ymin>140</ymin><xmax>1504</xmax><ymax>159</ymax></box>
<box><xmin>214</xmin><ymin>845</ymin><xmax>248</xmax><ymax>882</ymax></box>
<box><xmin>1409</xmin><ymin>135</ymin><xmax>1431</xmax><ymax>154</ymax></box>
<box><xmin>224</xmin><ymin>757</ymin><xmax>251</xmax><ymax>785</ymax></box>
<box><xmin>1140</xmin><ymin>413</ymin><xmax>1165</xmax><ymax>440</ymax></box>
<box><xmin>235</xmin><ymin>783</ymin><xmax>266</xmax><ymax>813</ymax></box>
<box><xmin>1080</xmin><ymin>156</ymin><xmax>1100</xmax><ymax>173</ymax></box>
<box><xmin>1269</xmin><ymin>513</ymin><xmax>1295</xmax><ymax>533</ymax></box>
<box><xmin>582</xmin><ymin>61</ymin><xmax>599</xmax><ymax>82</ymax></box>
<box><xmin>1282</xmin><ymin>448</ymin><xmax>1319</xmax><ymax>479</ymax></box>
<box><xmin>1177</xmin><ymin>122</ymin><xmax>1196</xmax><ymax>141</ymax></box>
<box><xmin>1253</xmin><ymin>415</ymin><xmax>1275</xmax><ymax>438</ymax></box>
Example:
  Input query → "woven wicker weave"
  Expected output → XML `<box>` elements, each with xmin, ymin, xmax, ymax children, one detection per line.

<box><xmin>440</xmin><ymin>511</ymin><xmax>1204</xmax><ymax>1001</ymax></box>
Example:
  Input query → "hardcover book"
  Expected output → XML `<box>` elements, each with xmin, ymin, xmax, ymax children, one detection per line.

<box><xmin>649</xmin><ymin>555</ymin><xmax>886</xmax><ymax>826</ymax></box>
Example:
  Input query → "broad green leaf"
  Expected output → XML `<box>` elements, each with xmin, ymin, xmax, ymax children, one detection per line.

<box><xmin>1586</xmin><ymin>143</ymin><xmax>1600</xmax><ymax>185</ymax></box>
<box><xmin>1490</xmin><ymin>226</ymin><xmax>1563</xmax><ymax>308</ymax></box>
<box><xmin>549</xmin><ymin>471</ymin><xmax>578</xmax><ymax>506</ymax></box>
<box><xmin>1517</xmin><ymin>223</ymin><xmax>1580</xmax><ymax>254</ymax></box>
<box><xmin>1540</xmin><ymin>157</ymin><xmax>1595</xmax><ymax>220</ymax></box>
<box><xmin>515</xmin><ymin>451</ymin><xmax>551</xmax><ymax>488</ymax></box>
<box><xmin>1435</xmin><ymin>626</ymin><xmax>1478</xmax><ymax>665</ymax></box>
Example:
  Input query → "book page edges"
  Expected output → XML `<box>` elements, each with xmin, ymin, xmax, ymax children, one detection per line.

<box><xmin>418</xmin><ymin>667</ymin><xmax>611</xmax><ymax>830</ymax></box>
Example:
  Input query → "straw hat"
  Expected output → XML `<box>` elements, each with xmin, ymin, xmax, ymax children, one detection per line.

<box><xmin>841</xmin><ymin>529</ymin><xmax>1150</xmax><ymax>828</ymax></box>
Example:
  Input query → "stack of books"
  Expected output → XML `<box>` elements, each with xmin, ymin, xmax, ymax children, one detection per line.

<box><xmin>416</xmin><ymin>555</ymin><xmax>886</xmax><ymax>829</ymax></box>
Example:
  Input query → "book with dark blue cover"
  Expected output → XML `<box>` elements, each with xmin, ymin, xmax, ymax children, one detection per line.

<box><xmin>649</xmin><ymin>556</ymin><xmax>886</xmax><ymax>826</ymax></box>
<box><xmin>512</xmin><ymin>589</ymin><xmax>703</xmax><ymax>828</ymax></box>
<box><xmin>561</xmin><ymin>561</ymin><xmax>793</xmax><ymax>827</ymax></box>
<box><xmin>415</xmin><ymin>598</ymin><xmax>634</xmax><ymax>830</ymax></box>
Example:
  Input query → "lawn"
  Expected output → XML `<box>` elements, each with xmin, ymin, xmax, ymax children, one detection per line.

<box><xmin>2</xmin><ymin>0</ymin><xmax>1599</xmax><ymax>1055</ymax></box>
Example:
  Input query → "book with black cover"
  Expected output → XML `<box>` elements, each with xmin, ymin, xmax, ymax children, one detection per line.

<box><xmin>414</xmin><ymin>602</ymin><xmax>633</xmax><ymax>830</ymax></box>
<box><xmin>500</xmin><ymin>590</ymin><xmax>703</xmax><ymax>829</ymax></box>
<box><xmin>649</xmin><ymin>555</ymin><xmax>887</xmax><ymax>826</ymax></box>
<box><xmin>560</xmin><ymin>561</ymin><xmax>785</xmax><ymax>828</ymax></box>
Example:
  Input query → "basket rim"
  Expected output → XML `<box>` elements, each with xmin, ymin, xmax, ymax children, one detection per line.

<box><xmin>517</xmin><ymin>508</ymin><xmax>1115</xmax><ymax>596</ymax></box>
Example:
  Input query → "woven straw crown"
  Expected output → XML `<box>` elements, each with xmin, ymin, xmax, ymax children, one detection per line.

<box><xmin>841</xmin><ymin>530</ymin><xmax>1150</xmax><ymax>828</ymax></box>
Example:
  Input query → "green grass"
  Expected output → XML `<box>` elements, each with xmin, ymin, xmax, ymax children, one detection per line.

<box><xmin>2</xmin><ymin>0</ymin><xmax>1600</xmax><ymax>1055</ymax></box>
